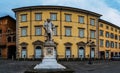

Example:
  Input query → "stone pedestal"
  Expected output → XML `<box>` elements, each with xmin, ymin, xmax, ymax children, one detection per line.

<box><xmin>34</xmin><ymin>41</ymin><xmax>65</xmax><ymax>69</ymax></box>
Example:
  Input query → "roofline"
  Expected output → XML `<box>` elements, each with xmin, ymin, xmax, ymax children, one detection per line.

<box><xmin>12</xmin><ymin>5</ymin><xmax>102</xmax><ymax>17</ymax></box>
<box><xmin>0</xmin><ymin>15</ymin><xmax>16</xmax><ymax>21</ymax></box>
<box><xmin>99</xmin><ymin>19</ymin><xmax>120</xmax><ymax>29</ymax></box>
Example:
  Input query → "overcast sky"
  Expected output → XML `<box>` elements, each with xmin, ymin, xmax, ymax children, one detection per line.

<box><xmin>0</xmin><ymin>0</ymin><xmax>120</xmax><ymax>26</ymax></box>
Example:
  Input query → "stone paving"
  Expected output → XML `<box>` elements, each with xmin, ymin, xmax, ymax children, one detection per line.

<box><xmin>0</xmin><ymin>60</ymin><xmax>120</xmax><ymax>73</ymax></box>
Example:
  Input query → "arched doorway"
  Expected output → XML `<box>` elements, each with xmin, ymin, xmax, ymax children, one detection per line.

<box><xmin>7</xmin><ymin>46</ymin><xmax>16</xmax><ymax>59</ymax></box>
<box><xmin>78</xmin><ymin>47</ymin><xmax>85</xmax><ymax>58</ymax></box>
<box><xmin>35</xmin><ymin>46</ymin><xmax>42</xmax><ymax>58</ymax></box>
<box><xmin>91</xmin><ymin>48</ymin><xmax>95</xmax><ymax>58</ymax></box>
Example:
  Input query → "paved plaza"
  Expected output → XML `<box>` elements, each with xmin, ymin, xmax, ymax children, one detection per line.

<box><xmin>0</xmin><ymin>60</ymin><xmax>120</xmax><ymax>73</ymax></box>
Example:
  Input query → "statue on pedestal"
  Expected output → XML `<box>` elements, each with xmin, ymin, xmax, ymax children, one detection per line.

<box><xmin>43</xmin><ymin>19</ymin><xmax>55</xmax><ymax>41</ymax></box>
<box><xmin>34</xmin><ymin>19</ymin><xmax>66</xmax><ymax>69</ymax></box>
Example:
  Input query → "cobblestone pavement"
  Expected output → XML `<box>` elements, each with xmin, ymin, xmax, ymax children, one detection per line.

<box><xmin>0</xmin><ymin>60</ymin><xmax>120</xmax><ymax>73</ymax></box>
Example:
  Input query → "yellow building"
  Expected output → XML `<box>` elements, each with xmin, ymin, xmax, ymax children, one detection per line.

<box><xmin>12</xmin><ymin>6</ymin><xmax>120</xmax><ymax>59</ymax></box>
<box><xmin>99</xmin><ymin>19</ymin><xmax>120</xmax><ymax>59</ymax></box>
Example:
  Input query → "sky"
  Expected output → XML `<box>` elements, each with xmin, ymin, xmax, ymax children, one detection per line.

<box><xmin>0</xmin><ymin>0</ymin><xmax>120</xmax><ymax>26</ymax></box>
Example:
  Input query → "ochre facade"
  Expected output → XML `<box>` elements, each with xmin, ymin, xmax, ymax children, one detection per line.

<box><xmin>13</xmin><ymin>6</ymin><xmax>120</xmax><ymax>59</ymax></box>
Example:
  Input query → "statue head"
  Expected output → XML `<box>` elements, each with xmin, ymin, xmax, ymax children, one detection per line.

<box><xmin>47</xmin><ymin>19</ymin><xmax>51</xmax><ymax>23</ymax></box>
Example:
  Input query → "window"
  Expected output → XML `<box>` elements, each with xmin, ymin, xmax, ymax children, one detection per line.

<box><xmin>21</xmin><ymin>27</ymin><xmax>27</xmax><ymax>36</ymax></box>
<box><xmin>106</xmin><ymin>40</ymin><xmax>109</xmax><ymax>48</ymax></box>
<box><xmin>65</xmin><ymin>47</ymin><xmax>71</xmax><ymax>58</ymax></box>
<box><xmin>79</xmin><ymin>28</ymin><xmax>84</xmax><ymax>38</ymax></box>
<box><xmin>110</xmin><ymin>33</ymin><xmax>114</xmax><ymax>39</ymax></box>
<box><xmin>65</xmin><ymin>14</ymin><xmax>71</xmax><ymax>22</ymax></box>
<box><xmin>35</xmin><ymin>13</ymin><xmax>42</xmax><ymax>21</ymax></box>
<box><xmin>106</xmin><ymin>26</ymin><xmax>109</xmax><ymax>29</ymax></box>
<box><xmin>115</xmin><ymin>34</ymin><xmax>118</xmax><ymax>40</ymax></box>
<box><xmin>90</xmin><ymin>30</ymin><xmax>95</xmax><ymax>38</ymax></box>
<box><xmin>106</xmin><ymin>32</ymin><xmax>109</xmax><ymax>38</ymax></box>
<box><xmin>115</xmin><ymin>42</ymin><xmax>117</xmax><ymax>48</ymax></box>
<box><xmin>65</xmin><ymin>27</ymin><xmax>71</xmax><ymax>36</ymax></box>
<box><xmin>111</xmin><ymin>41</ymin><xmax>114</xmax><ymax>48</ymax></box>
<box><xmin>35</xmin><ymin>26</ymin><xmax>42</xmax><ymax>36</ymax></box>
<box><xmin>100</xmin><ymin>30</ymin><xmax>104</xmax><ymax>36</ymax></box>
<box><xmin>53</xmin><ymin>26</ymin><xmax>57</xmax><ymax>36</ymax></box>
<box><xmin>35</xmin><ymin>46</ymin><xmax>42</xmax><ymax>58</ymax></box>
<box><xmin>78</xmin><ymin>47</ymin><xmax>84</xmax><ymax>58</ymax></box>
<box><xmin>78</xmin><ymin>16</ymin><xmax>84</xmax><ymax>24</ymax></box>
<box><xmin>100</xmin><ymin>24</ymin><xmax>103</xmax><ymax>27</ymax></box>
<box><xmin>100</xmin><ymin>39</ymin><xmax>104</xmax><ymax>47</ymax></box>
<box><xmin>115</xmin><ymin>29</ymin><xmax>117</xmax><ymax>32</ymax></box>
<box><xmin>21</xmin><ymin>14</ymin><xmax>27</xmax><ymax>22</ymax></box>
<box><xmin>7</xmin><ymin>36</ymin><xmax>11</xmax><ymax>42</ymax></box>
<box><xmin>90</xmin><ymin>19</ymin><xmax>95</xmax><ymax>26</ymax></box>
<box><xmin>50</xmin><ymin>13</ymin><xmax>57</xmax><ymax>21</ymax></box>
<box><xmin>111</xmin><ymin>27</ymin><xmax>113</xmax><ymax>31</ymax></box>
<box><xmin>21</xmin><ymin>47</ymin><xmax>27</xmax><ymax>58</ymax></box>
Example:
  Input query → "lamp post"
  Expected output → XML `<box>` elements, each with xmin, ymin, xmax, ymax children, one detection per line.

<box><xmin>88</xmin><ymin>45</ymin><xmax>92</xmax><ymax>64</ymax></box>
<box><xmin>86</xmin><ymin>40</ymin><xmax>94</xmax><ymax>64</ymax></box>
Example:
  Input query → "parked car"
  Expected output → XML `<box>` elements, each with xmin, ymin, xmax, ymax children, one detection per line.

<box><xmin>111</xmin><ymin>56</ymin><xmax>120</xmax><ymax>61</ymax></box>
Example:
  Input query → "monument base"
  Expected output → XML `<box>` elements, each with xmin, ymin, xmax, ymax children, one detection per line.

<box><xmin>34</xmin><ymin>57</ymin><xmax>65</xmax><ymax>69</ymax></box>
<box><xmin>25</xmin><ymin>68</ymin><xmax>74</xmax><ymax>73</ymax></box>
<box><xmin>34</xmin><ymin>41</ymin><xmax>65</xmax><ymax>69</ymax></box>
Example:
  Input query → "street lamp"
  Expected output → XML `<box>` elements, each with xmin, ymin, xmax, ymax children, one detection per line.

<box><xmin>86</xmin><ymin>40</ymin><xmax>94</xmax><ymax>64</ymax></box>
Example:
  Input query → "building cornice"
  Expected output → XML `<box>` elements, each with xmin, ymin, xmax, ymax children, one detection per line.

<box><xmin>99</xmin><ymin>19</ymin><xmax>120</xmax><ymax>29</ymax></box>
<box><xmin>12</xmin><ymin>5</ymin><xmax>102</xmax><ymax>17</ymax></box>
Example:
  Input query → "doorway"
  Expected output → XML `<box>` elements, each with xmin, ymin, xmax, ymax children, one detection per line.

<box><xmin>7</xmin><ymin>46</ymin><xmax>16</xmax><ymax>59</ymax></box>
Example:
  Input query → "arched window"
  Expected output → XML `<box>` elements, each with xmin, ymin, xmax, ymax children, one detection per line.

<box><xmin>91</xmin><ymin>48</ymin><xmax>95</xmax><ymax>58</ymax></box>
<box><xmin>78</xmin><ymin>47</ymin><xmax>85</xmax><ymax>58</ymax></box>
<box><xmin>35</xmin><ymin>46</ymin><xmax>42</xmax><ymax>58</ymax></box>
<box><xmin>7</xmin><ymin>36</ymin><xmax>11</xmax><ymax>42</ymax></box>
<box><xmin>21</xmin><ymin>47</ymin><xmax>27</xmax><ymax>58</ymax></box>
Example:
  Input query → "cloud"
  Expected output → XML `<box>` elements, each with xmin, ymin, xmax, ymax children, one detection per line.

<box><xmin>0</xmin><ymin>0</ymin><xmax>120</xmax><ymax>26</ymax></box>
<box><xmin>40</xmin><ymin>0</ymin><xmax>120</xmax><ymax>26</ymax></box>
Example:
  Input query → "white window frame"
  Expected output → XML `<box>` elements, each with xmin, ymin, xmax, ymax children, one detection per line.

<box><xmin>35</xmin><ymin>26</ymin><xmax>42</xmax><ymax>36</ymax></box>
